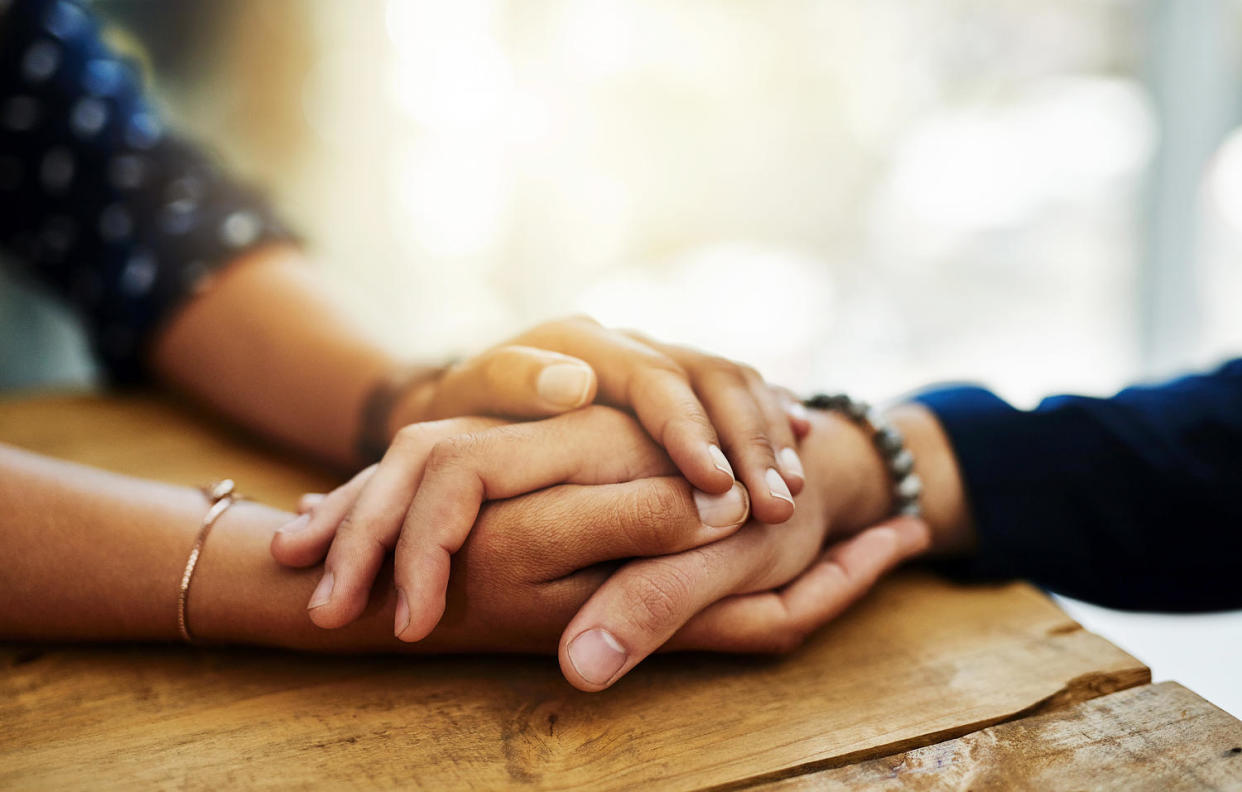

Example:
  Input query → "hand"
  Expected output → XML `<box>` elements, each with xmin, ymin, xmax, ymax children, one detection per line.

<box><xmin>271</xmin><ymin>407</ymin><xmax>753</xmax><ymax>638</ymax></box>
<box><xmin>259</xmin><ymin>445</ymin><xmax>924</xmax><ymax>659</ymax></box>
<box><xmin>194</xmin><ymin>475</ymin><xmax>760</xmax><ymax>655</ymax></box>
<box><xmin>554</xmin><ymin>407</ymin><xmax>931</xmax><ymax>691</ymax></box>
<box><xmin>427</xmin><ymin>503</ymin><xmax>926</xmax><ymax>657</ymax></box>
<box><xmin>394</xmin><ymin>316</ymin><xmax>810</xmax><ymax>523</ymax></box>
<box><xmin>278</xmin><ymin>405</ymin><xmax>932</xmax><ymax>689</ymax></box>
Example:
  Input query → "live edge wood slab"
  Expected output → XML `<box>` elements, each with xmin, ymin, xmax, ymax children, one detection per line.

<box><xmin>0</xmin><ymin>391</ymin><xmax>1203</xmax><ymax>791</ymax></box>
<box><xmin>756</xmin><ymin>682</ymin><xmax>1242</xmax><ymax>792</ymax></box>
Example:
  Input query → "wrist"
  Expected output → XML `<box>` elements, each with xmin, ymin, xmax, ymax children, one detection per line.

<box><xmin>190</xmin><ymin>501</ymin><xmax>406</xmax><ymax>651</ymax></box>
<box><xmin>353</xmin><ymin>365</ymin><xmax>444</xmax><ymax>464</ymax></box>
<box><xmin>887</xmin><ymin>404</ymin><xmax>975</xmax><ymax>557</ymax></box>
<box><xmin>801</xmin><ymin>411</ymin><xmax>892</xmax><ymax>533</ymax></box>
<box><xmin>801</xmin><ymin>402</ymin><xmax>975</xmax><ymax>558</ymax></box>
<box><xmin>385</xmin><ymin>372</ymin><xmax>440</xmax><ymax>439</ymax></box>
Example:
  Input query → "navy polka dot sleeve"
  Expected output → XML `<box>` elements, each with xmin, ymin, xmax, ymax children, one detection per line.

<box><xmin>0</xmin><ymin>0</ymin><xmax>296</xmax><ymax>382</ymax></box>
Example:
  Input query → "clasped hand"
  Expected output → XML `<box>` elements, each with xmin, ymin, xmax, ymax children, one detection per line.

<box><xmin>270</xmin><ymin>318</ymin><xmax>929</xmax><ymax>691</ymax></box>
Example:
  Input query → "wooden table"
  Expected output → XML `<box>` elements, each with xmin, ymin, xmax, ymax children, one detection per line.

<box><xmin>2</xmin><ymin>394</ymin><xmax>1240</xmax><ymax>791</ymax></box>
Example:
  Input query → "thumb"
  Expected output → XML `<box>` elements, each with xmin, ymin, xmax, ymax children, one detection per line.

<box><xmin>426</xmin><ymin>344</ymin><xmax>598</xmax><ymax>419</ymax></box>
<box><xmin>665</xmin><ymin>516</ymin><xmax>932</xmax><ymax>655</ymax></box>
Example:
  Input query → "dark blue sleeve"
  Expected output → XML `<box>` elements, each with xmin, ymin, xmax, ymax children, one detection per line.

<box><xmin>0</xmin><ymin>0</ymin><xmax>296</xmax><ymax>382</ymax></box>
<box><xmin>912</xmin><ymin>359</ymin><xmax>1242</xmax><ymax>612</ymax></box>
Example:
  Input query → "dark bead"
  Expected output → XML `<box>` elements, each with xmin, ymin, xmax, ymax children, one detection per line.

<box><xmin>875</xmin><ymin>425</ymin><xmax>904</xmax><ymax>455</ymax></box>
<box><xmin>846</xmin><ymin>400</ymin><xmax>871</xmax><ymax>421</ymax></box>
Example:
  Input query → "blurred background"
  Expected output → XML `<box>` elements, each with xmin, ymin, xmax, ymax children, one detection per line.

<box><xmin>78</xmin><ymin>0</ymin><xmax>1242</xmax><ymax>408</ymax></box>
<box><xmin>7</xmin><ymin>1</ymin><xmax>1242</xmax><ymax>711</ymax></box>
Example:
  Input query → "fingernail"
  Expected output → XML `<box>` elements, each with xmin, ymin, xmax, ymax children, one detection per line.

<box><xmin>786</xmin><ymin>402</ymin><xmax>810</xmax><ymax>422</ymax></box>
<box><xmin>537</xmin><ymin>364</ymin><xmax>593</xmax><ymax>408</ymax></box>
<box><xmin>568</xmin><ymin>628</ymin><xmax>628</xmax><ymax>686</ymax></box>
<box><xmin>394</xmin><ymin>588</ymin><xmax>410</xmax><ymax>637</ymax></box>
<box><xmin>298</xmin><ymin>493</ymin><xmax>325</xmax><ymax>514</ymax></box>
<box><xmin>694</xmin><ymin>483</ymin><xmax>748</xmax><ymax>528</ymax></box>
<box><xmin>307</xmin><ymin>571</ymin><xmax>334</xmax><ymax>610</ymax></box>
<box><xmin>778</xmin><ymin>447</ymin><xmax>804</xmax><ymax>482</ymax></box>
<box><xmin>707</xmin><ymin>444</ymin><xmax>734</xmax><ymax>480</ymax></box>
<box><xmin>277</xmin><ymin>513</ymin><xmax>310</xmax><ymax>535</ymax></box>
<box><xmin>765</xmin><ymin>467</ymin><xmax>794</xmax><ymax>506</ymax></box>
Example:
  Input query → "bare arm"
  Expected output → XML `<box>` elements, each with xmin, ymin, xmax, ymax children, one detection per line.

<box><xmin>0</xmin><ymin>437</ymin><xmax>742</xmax><ymax>654</ymax></box>
<box><xmin>147</xmin><ymin>245</ymin><xmax>415</xmax><ymax>470</ymax></box>
<box><xmin>0</xmin><ymin>441</ymin><xmax>331</xmax><ymax>645</ymax></box>
<box><xmin>145</xmin><ymin>244</ymin><xmax>810</xmax><ymax>520</ymax></box>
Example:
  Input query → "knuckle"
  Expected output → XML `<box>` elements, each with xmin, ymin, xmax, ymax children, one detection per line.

<box><xmin>622</xmin><ymin>562</ymin><xmax>695</xmax><ymax>635</ymax></box>
<box><xmin>738</xmin><ymin>364</ymin><xmax>763</xmax><ymax>384</ymax></box>
<box><xmin>621</xmin><ymin>327</ymin><xmax>653</xmax><ymax>345</ymax></box>
<box><xmin>480</xmin><ymin>347</ymin><xmax>514</xmax><ymax>383</ymax></box>
<box><xmin>738</xmin><ymin>530</ymin><xmax>788</xmax><ymax>589</ymax></box>
<box><xmin>823</xmin><ymin>559</ymin><xmax>853</xmax><ymax>589</ymax></box>
<box><xmin>622</xmin><ymin>482</ymin><xmax>688</xmax><ymax>550</ymax></box>
<box><xmin>734</xmin><ymin>428</ymin><xmax>775</xmax><ymax>457</ymax></box>
<box><xmin>393</xmin><ymin>422</ymin><xmax>430</xmax><ymax>448</ymax></box>
<box><xmin>543</xmin><ymin>314</ymin><xmax>600</xmax><ymax>336</ymax></box>
<box><xmin>334</xmin><ymin>512</ymin><xmax>360</xmax><ymax>542</ymax></box>
<box><xmin>697</xmin><ymin>355</ymin><xmax>745</xmax><ymax>380</ymax></box>
<box><xmin>643</xmin><ymin>480</ymin><xmax>685</xmax><ymax>522</ymax></box>
<box><xmin>425</xmin><ymin>434</ymin><xmax>472</xmax><ymax>471</ymax></box>
<box><xmin>625</xmin><ymin>361</ymin><xmax>693</xmax><ymax>410</ymax></box>
<box><xmin>335</xmin><ymin>510</ymin><xmax>390</xmax><ymax>556</ymax></box>
<box><xmin>642</xmin><ymin>354</ymin><xmax>688</xmax><ymax>380</ymax></box>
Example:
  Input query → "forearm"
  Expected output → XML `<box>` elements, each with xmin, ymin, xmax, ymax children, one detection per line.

<box><xmin>148</xmin><ymin>245</ymin><xmax>436</xmax><ymax>469</ymax></box>
<box><xmin>0</xmin><ymin>443</ymin><xmax>401</xmax><ymax>649</ymax></box>
<box><xmin>910</xmin><ymin>363</ymin><xmax>1242</xmax><ymax>611</ymax></box>
<box><xmin>0</xmin><ymin>443</ymin><xmax>208</xmax><ymax>641</ymax></box>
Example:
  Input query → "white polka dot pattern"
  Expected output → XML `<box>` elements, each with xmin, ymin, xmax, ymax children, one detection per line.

<box><xmin>1</xmin><ymin>0</ymin><xmax>297</xmax><ymax>382</ymax></box>
<box><xmin>68</xmin><ymin>94</ymin><xmax>105</xmax><ymax>137</ymax></box>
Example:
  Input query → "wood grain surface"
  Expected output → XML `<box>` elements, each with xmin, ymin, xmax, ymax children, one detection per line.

<box><xmin>0</xmin><ymin>393</ymin><xmax>1154</xmax><ymax>791</ymax></box>
<box><xmin>754</xmin><ymin>682</ymin><xmax>1242</xmax><ymax>791</ymax></box>
<box><xmin>0</xmin><ymin>391</ymin><xmax>339</xmax><ymax>510</ymax></box>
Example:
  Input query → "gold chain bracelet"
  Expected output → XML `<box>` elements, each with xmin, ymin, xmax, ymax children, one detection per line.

<box><xmin>177</xmin><ymin>479</ymin><xmax>244</xmax><ymax>644</ymax></box>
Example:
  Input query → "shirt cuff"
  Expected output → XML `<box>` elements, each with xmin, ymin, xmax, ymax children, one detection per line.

<box><xmin>909</xmin><ymin>385</ymin><xmax>1117</xmax><ymax>592</ymax></box>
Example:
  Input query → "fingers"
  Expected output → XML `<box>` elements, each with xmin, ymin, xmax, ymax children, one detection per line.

<box><xmin>684</xmin><ymin>360</ymin><xmax>795</xmax><ymax>523</ymax></box>
<box><xmin>746</xmin><ymin>374</ymin><xmax>804</xmax><ymax>496</ymax></box>
<box><xmin>518</xmin><ymin>319</ymin><xmax>737</xmax><ymax>496</ymax></box>
<box><xmin>669</xmin><ymin>517</ymin><xmax>932</xmax><ymax>654</ymax></box>
<box><xmin>297</xmin><ymin>493</ymin><xmax>325</xmax><ymax>515</ymax></box>
<box><xmin>556</xmin><ymin>526</ymin><xmax>771</xmax><ymax>691</ymax></box>
<box><xmin>773</xmin><ymin>386</ymin><xmax>812</xmax><ymax>440</ymax></box>
<box><xmin>471</xmin><ymin>476</ymin><xmax>750</xmax><ymax>582</ymax></box>
<box><xmin>269</xmin><ymin>466</ymin><xmax>375</xmax><ymax>568</ymax></box>
<box><xmin>556</xmin><ymin>515</ymin><xmax>930</xmax><ymax>691</ymax></box>
<box><xmin>617</xmin><ymin>329</ymin><xmax>799</xmax><ymax>522</ymax></box>
<box><xmin>515</xmin><ymin>319</ymin><xmax>803</xmax><ymax>522</ymax></box>
<box><xmin>425</xmin><ymin>345</ymin><xmax>598</xmax><ymax>419</ymax></box>
<box><xmin>304</xmin><ymin>417</ymin><xmax>506</xmax><ymax>629</ymax></box>
<box><xmin>391</xmin><ymin>408</ymin><xmax>693</xmax><ymax>642</ymax></box>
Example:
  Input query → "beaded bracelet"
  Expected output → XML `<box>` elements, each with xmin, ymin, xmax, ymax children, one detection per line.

<box><xmin>803</xmin><ymin>393</ymin><xmax>923</xmax><ymax>519</ymax></box>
